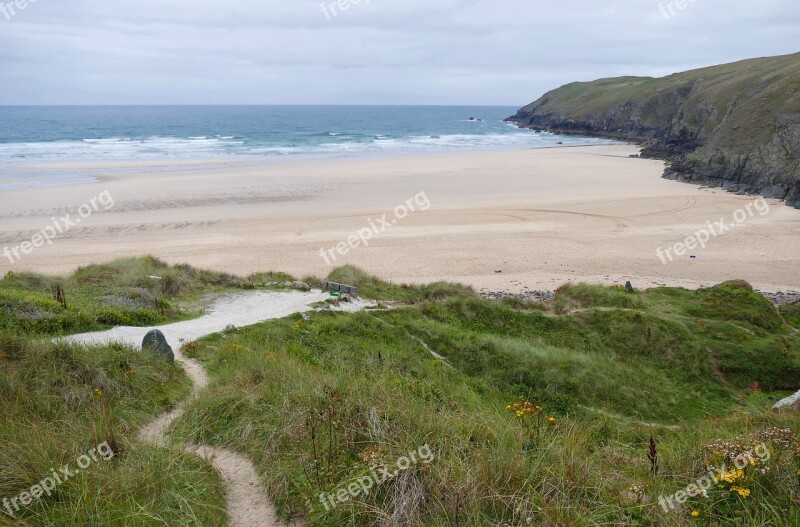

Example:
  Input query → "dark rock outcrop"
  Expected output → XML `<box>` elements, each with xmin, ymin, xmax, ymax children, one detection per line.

<box><xmin>142</xmin><ymin>329</ymin><xmax>174</xmax><ymax>363</ymax></box>
<box><xmin>506</xmin><ymin>53</ymin><xmax>800</xmax><ymax>208</ymax></box>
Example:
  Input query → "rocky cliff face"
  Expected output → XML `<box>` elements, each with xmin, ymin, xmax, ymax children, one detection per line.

<box><xmin>507</xmin><ymin>53</ymin><xmax>800</xmax><ymax>208</ymax></box>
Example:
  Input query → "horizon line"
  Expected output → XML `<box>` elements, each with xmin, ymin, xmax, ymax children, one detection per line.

<box><xmin>0</xmin><ymin>103</ymin><xmax>524</xmax><ymax>108</ymax></box>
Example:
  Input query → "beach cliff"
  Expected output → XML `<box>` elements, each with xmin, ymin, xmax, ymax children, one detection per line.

<box><xmin>507</xmin><ymin>53</ymin><xmax>800</xmax><ymax>208</ymax></box>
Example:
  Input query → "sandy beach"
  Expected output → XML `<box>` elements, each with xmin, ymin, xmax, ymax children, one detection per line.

<box><xmin>1</xmin><ymin>144</ymin><xmax>799</xmax><ymax>293</ymax></box>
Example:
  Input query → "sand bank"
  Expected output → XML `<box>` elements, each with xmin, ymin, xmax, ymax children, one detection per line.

<box><xmin>2</xmin><ymin>145</ymin><xmax>798</xmax><ymax>293</ymax></box>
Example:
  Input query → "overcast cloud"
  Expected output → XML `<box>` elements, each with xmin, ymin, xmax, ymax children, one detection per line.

<box><xmin>0</xmin><ymin>0</ymin><xmax>797</xmax><ymax>105</ymax></box>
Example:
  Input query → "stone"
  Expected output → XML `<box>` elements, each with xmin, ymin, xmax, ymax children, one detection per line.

<box><xmin>772</xmin><ymin>389</ymin><xmax>800</xmax><ymax>412</ymax></box>
<box><xmin>290</xmin><ymin>281</ymin><xmax>311</xmax><ymax>292</ymax></box>
<box><xmin>103</xmin><ymin>288</ymin><xmax>158</xmax><ymax>309</ymax></box>
<box><xmin>625</xmin><ymin>281</ymin><xmax>635</xmax><ymax>293</ymax></box>
<box><xmin>142</xmin><ymin>329</ymin><xmax>174</xmax><ymax>364</ymax></box>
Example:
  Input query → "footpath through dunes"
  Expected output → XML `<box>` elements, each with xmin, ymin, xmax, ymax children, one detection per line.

<box><xmin>65</xmin><ymin>290</ymin><xmax>374</xmax><ymax>527</ymax></box>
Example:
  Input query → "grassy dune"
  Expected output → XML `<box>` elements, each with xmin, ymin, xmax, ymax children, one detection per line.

<box><xmin>0</xmin><ymin>256</ymin><xmax>292</xmax><ymax>335</ymax></box>
<box><xmin>2</xmin><ymin>259</ymin><xmax>799</xmax><ymax>526</ymax></box>
<box><xmin>0</xmin><ymin>334</ymin><xmax>226</xmax><ymax>525</ymax></box>
<box><xmin>173</xmin><ymin>270</ymin><xmax>800</xmax><ymax>526</ymax></box>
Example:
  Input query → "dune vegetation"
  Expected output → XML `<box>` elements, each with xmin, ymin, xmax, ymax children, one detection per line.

<box><xmin>0</xmin><ymin>333</ymin><xmax>226</xmax><ymax>526</ymax></box>
<box><xmin>1</xmin><ymin>258</ymin><xmax>799</xmax><ymax>526</ymax></box>
<box><xmin>0</xmin><ymin>256</ymin><xmax>296</xmax><ymax>335</ymax></box>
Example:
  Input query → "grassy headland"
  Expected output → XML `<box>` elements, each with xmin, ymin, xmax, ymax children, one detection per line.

<box><xmin>507</xmin><ymin>52</ymin><xmax>800</xmax><ymax>208</ymax></box>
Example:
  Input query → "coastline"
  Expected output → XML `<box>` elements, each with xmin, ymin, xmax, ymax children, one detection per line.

<box><xmin>1</xmin><ymin>144</ymin><xmax>799</xmax><ymax>294</ymax></box>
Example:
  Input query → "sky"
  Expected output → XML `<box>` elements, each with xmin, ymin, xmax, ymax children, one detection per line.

<box><xmin>0</xmin><ymin>0</ymin><xmax>798</xmax><ymax>106</ymax></box>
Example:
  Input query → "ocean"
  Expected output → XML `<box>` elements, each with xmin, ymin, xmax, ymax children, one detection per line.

<box><xmin>0</xmin><ymin>106</ymin><xmax>615</xmax><ymax>189</ymax></box>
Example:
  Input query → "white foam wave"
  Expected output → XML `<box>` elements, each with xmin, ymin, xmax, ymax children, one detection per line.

<box><xmin>0</xmin><ymin>130</ymin><xmax>617</xmax><ymax>162</ymax></box>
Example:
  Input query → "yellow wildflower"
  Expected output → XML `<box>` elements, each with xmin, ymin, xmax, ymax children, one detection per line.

<box><xmin>691</xmin><ymin>510</ymin><xmax>700</xmax><ymax>517</ymax></box>
<box><xmin>730</xmin><ymin>486</ymin><xmax>751</xmax><ymax>497</ymax></box>
<box><xmin>506</xmin><ymin>399</ymin><xmax>542</xmax><ymax>419</ymax></box>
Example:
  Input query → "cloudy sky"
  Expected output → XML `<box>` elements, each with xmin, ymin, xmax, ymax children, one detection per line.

<box><xmin>0</xmin><ymin>0</ymin><xmax>797</xmax><ymax>106</ymax></box>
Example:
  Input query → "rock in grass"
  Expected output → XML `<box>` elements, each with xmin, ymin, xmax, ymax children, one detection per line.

<box><xmin>142</xmin><ymin>329</ymin><xmax>174</xmax><ymax>364</ymax></box>
<box><xmin>291</xmin><ymin>281</ymin><xmax>311</xmax><ymax>292</ymax></box>
<box><xmin>625</xmin><ymin>281</ymin><xmax>635</xmax><ymax>293</ymax></box>
<box><xmin>772</xmin><ymin>389</ymin><xmax>800</xmax><ymax>412</ymax></box>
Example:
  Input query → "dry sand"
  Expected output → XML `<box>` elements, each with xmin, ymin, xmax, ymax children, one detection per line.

<box><xmin>2</xmin><ymin>145</ymin><xmax>799</xmax><ymax>292</ymax></box>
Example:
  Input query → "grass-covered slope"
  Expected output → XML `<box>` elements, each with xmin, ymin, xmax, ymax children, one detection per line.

<box><xmin>172</xmin><ymin>271</ymin><xmax>800</xmax><ymax>526</ymax></box>
<box><xmin>507</xmin><ymin>52</ymin><xmax>800</xmax><ymax>207</ymax></box>
<box><xmin>2</xmin><ymin>260</ymin><xmax>798</xmax><ymax>526</ymax></box>
<box><xmin>0</xmin><ymin>256</ymin><xmax>294</xmax><ymax>335</ymax></box>
<box><xmin>0</xmin><ymin>333</ymin><xmax>226</xmax><ymax>525</ymax></box>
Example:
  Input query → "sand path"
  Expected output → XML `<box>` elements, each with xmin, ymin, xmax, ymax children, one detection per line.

<box><xmin>66</xmin><ymin>290</ymin><xmax>373</xmax><ymax>526</ymax></box>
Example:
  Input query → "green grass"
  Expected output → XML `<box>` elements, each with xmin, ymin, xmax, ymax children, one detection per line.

<box><xmin>170</xmin><ymin>272</ymin><xmax>800</xmax><ymax>526</ymax></box>
<box><xmin>0</xmin><ymin>256</ymin><xmax>293</xmax><ymax>336</ymax></box>
<box><xmin>0</xmin><ymin>332</ymin><xmax>226</xmax><ymax>525</ymax></box>
<box><xmin>779</xmin><ymin>301</ymin><xmax>800</xmax><ymax>330</ymax></box>
<box><xmin>3</xmin><ymin>262</ymin><xmax>798</xmax><ymax>526</ymax></box>
<box><xmin>326</xmin><ymin>265</ymin><xmax>474</xmax><ymax>303</ymax></box>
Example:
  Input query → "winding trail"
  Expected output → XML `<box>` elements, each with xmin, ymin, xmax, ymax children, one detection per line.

<box><xmin>66</xmin><ymin>290</ymin><xmax>373</xmax><ymax>527</ymax></box>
